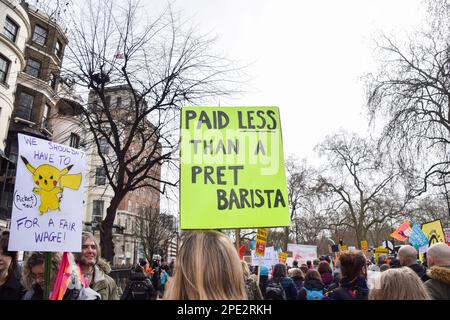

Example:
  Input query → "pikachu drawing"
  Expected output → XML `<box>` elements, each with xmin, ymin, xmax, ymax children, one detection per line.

<box><xmin>21</xmin><ymin>156</ymin><xmax>82</xmax><ymax>215</ymax></box>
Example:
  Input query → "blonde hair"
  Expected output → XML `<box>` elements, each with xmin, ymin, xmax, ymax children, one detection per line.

<box><xmin>163</xmin><ymin>230</ymin><xmax>247</xmax><ymax>300</ymax></box>
<box><xmin>241</xmin><ymin>260</ymin><xmax>251</xmax><ymax>278</ymax></box>
<box><xmin>369</xmin><ymin>267</ymin><xmax>431</xmax><ymax>300</ymax></box>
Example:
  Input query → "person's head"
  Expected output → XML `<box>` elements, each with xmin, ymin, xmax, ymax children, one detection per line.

<box><xmin>241</xmin><ymin>260</ymin><xmax>251</xmax><ymax>279</ymax></box>
<box><xmin>21</xmin><ymin>252</ymin><xmax>61</xmax><ymax>290</ymax></box>
<box><xmin>305</xmin><ymin>269</ymin><xmax>323</xmax><ymax>283</ymax></box>
<box><xmin>324</xmin><ymin>256</ymin><xmax>331</xmax><ymax>264</ymax></box>
<box><xmin>339</xmin><ymin>251</ymin><xmax>367</xmax><ymax>282</ymax></box>
<box><xmin>398</xmin><ymin>245</ymin><xmax>418</xmax><ymax>267</ymax></box>
<box><xmin>380</xmin><ymin>264</ymin><xmax>390</xmax><ymax>272</ymax></box>
<box><xmin>317</xmin><ymin>261</ymin><xmax>332</xmax><ymax>275</ymax></box>
<box><xmin>163</xmin><ymin>230</ymin><xmax>246</xmax><ymax>300</ymax></box>
<box><xmin>427</xmin><ymin>243</ymin><xmax>450</xmax><ymax>267</ymax></box>
<box><xmin>378</xmin><ymin>254</ymin><xmax>387</xmax><ymax>266</ymax></box>
<box><xmin>369</xmin><ymin>267</ymin><xmax>431</xmax><ymax>300</ymax></box>
<box><xmin>288</xmin><ymin>268</ymin><xmax>304</xmax><ymax>281</ymax></box>
<box><xmin>300</xmin><ymin>264</ymin><xmax>308</xmax><ymax>275</ymax></box>
<box><xmin>292</xmin><ymin>260</ymin><xmax>298</xmax><ymax>268</ymax></box>
<box><xmin>389</xmin><ymin>258</ymin><xmax>401</xmax><ymax>269</ymax></box>
<box><xmin>139</xmin><ymin>258</ymin><xmax>147</xmax><ymax>268</ymax></box>
<box><xmin>273</xmin><ymin>263</ymin><xmax>287</xmax><ymax>278</ymax></box>
<box><xmin>75</xmin><ymin>232</ymin><xmax>99</xmax><ymax>268</ymax></box>
<box><xmin>260</xmin><ymin>265</ymin><xmax>269</xmax><ymax>277</ymax></box>
<box><xmin>134</xmin><ymin>264</ymin><xmax>144</xmax><ymax>273</ymax></box>
<box><xmin>0</xmin><ymin>232</ymin><xmax>17</xmax><ymax>281</ymax></box>
<box><xmin>306</xmin><ymin>260</ymin><xmax>312</xmax><ymax>268</ymax></box>
<box><xmin>313</xmin><ymin>259</ymin><xmax>320</xmax><ymax>268</ymax></box>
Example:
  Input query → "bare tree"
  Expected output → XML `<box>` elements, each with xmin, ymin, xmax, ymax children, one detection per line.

<box><xmin>316</xmin><ymin>132</ymin><xmax>412</xmax><ymax>245</ymax></box>
<box><xmin>285</xmin><ymin>157</ymin><xmax>327</xmax><ymax>248</ymax></box>
<box><xmin>133</xmin><ymin>208</ymin><xmax>177</xmax><ymax>262</ymax></box>
<box><xmin>366</xmin><ymin>0</ymin><xmax>450</xmax><ymax>198</ymax></box>
<box><xmin>62</xmin><ymin>0</ymin><xmax>240</xmax><ymax>261</ymax></box>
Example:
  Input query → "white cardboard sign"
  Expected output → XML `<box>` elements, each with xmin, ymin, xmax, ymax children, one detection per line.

<box><xmin>8</xmin><ymin>134</ymin><xmax>86</xmax><ymax>252</ymax></box>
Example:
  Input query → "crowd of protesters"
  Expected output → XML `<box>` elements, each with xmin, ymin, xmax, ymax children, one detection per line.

<box><xmin>1</xmin><ymin>229</ymin><xmax>450</xmax><ymax>300</ymax></box>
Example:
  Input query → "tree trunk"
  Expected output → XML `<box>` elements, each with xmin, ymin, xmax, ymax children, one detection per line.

<box><xmin>100</xmin><ymin>196</ymin><xmax>121</xmax><ymax>263</ymax></box>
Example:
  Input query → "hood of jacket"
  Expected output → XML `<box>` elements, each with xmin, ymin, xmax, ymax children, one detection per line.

<box><xmin>304</xmin><ymin>279</ymin><xmax>325</xmax><ymax>290</ymax></box>
<box><xmin>427</xmin><ymin>266</ymin><xmax>450</xmax><ymax>286</ymax></box>
<box><xmin>96</xmin><ymin>258</ymin><xmax>111</xmax><ymax>273</ymax></box>
<box><xmin>408</xmin><ymin>263</ymin><xmax>427</xmax><ymax>278</ymax></box>
<box><xmin>93</xmin><ymin>258</ymin><xmax>111</xmax><ymax>283</ymax></box>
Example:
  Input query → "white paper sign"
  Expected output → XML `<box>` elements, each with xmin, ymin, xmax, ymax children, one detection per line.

<box><xmin>8</xmin><ymin>134</ymin><xmax>85</xmax><ymax>252</ymax></box>
<box><xmin>287</xmin><ymin>243</ymin><xmax>317</xmax><ymax>265</ymax></box>
<box><xmin>251</xmin><ymin>246</ymin><xmax>278</xmax><ymax>267</ymax></box>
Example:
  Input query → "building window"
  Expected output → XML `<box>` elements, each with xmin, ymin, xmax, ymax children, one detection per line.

<box><xmin>92</xmin><ymin>200</ymin><xmax>104</xmax><ymax>222</ymax></box>
<box><xmin>0</xmin><ymin>55</ymin><xmax>10</xmax><ymax>84</ymax></box>
<box><xmin>48</xmin><ymin>72</ymin><xmax>56</xmax><ymax>89</ymax></box>
<box><xmin>95</xmin><ymin>167</ymin><xmax>106</xmax><ymax>185</ymax></box>
<box><xmin>32</xmin><ymin>24</ymin><xmax>48</xmax><ymax>46</ymax></box>
<box><xmin>41</xmin><ymin>104</ymin><xmax>50</xmax><ymax>128</ymax></box>
<box><xmin>116</xmin><ymin>97</ymin><xmax>122</xmax><ymax>107</ymax></box>
<box><xmin>69</xmin><ymin>133</ymin><xmax>80</xmax><ymax>148</ymax></box>
<box><xmin>99</xmin><ymin>137</ymin><xmax>109</xmax><ymax>154</ymax></box>
<box><xmin>3</xmin><ymin>17</ymin><xmax>19</xmax><ymax>43</ymax></box>
<box><xmin>16</xmin><ymin>92</ymin><xmax>34</xmax><ymax>120</ymax></box>
<box><xmin>25</xmin><ymin>58</ymin><xmax>41</xmax><ymax>78</ymax></box>
<box><xmin>55</xmin><ymin>40</ymin><xmax>62</xmax><ymax>57</ymax></box>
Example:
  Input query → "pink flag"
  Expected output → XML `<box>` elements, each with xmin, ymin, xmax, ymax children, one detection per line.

<box><xmin>50</xmin><ymin>252</ymin><xmax>87</xmax><ymax>300</ymax></box>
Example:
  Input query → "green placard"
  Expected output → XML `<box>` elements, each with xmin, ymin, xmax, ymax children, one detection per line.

<box><xmin>180</xmin><ymin>106</ymin><xmax>290</xmax><ymax>229</ymax></box>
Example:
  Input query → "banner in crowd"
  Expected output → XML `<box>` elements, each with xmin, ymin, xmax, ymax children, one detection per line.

<box><xmin>444</xmin><ymin>228</ymin><xmax>450</xmax><ymax>245</ymax></box>
<box><xmin>287</xmin><ymin>243</ymin><xmax>317</xmax><ymax>265</ymax></box>
<box><xmin>278</xmin><ymin>252</ymin><xmax>288</xmax><ymax>264</ymax></box>
<box><xmin>8</xmin><ymin>134</ymin><xmax>85</xmax><ymax>252</ymax></box>
<box><xmin>390</xmin><ymin>221</ymin><xmax>412</xmax><ymax>242</ymax></box>
<box><xmin>408</xmin><ymin>223</ymin><xmax>429</xmax><ymax>253</ymax></box>
<box><xmin>255</xmin><ymin>228</ymin><xmax>268</xmax><ymax>256</ymax></box>
<box><xmin>374</xmin><ymin>247</ymin><xmax>389</xmax><ymax>265</ymax></box>
<box><xmin>361</xmin><ymin>240</ymin><xmax>368</xmax><ymax>253</ymax></box>
<box><xmin>251</xmin><ymin>246</ymin><xmax>278</xmax><ymax>267</ymax></box>
<box><xmin>180</xmin><ymin>107</ymin><xmax>290</xmax><ymax>229</ymax></box>
<box><xmin>422</xmin><ymin>219</ymin><xmax>446</xmax><ymax>246</ymax></box>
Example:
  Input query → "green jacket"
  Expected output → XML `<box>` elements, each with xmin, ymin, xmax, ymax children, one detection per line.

<box><xmin>90</xmin><ymin>259</ymin><xmax>120</xmax><ymax>300</ymax></box>
<box><xmin>424</xmin><ymin>266</ymin><xmax>450</xmax><ymax>300</ymax></box>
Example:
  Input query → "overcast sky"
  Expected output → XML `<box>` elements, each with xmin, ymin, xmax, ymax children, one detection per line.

<box><xmin>152</xmin><ymin>0</ymin><xmax>428</xmax><ymax>211</ymax></box>
<box><xmin>153</xmin><ymin>0</ymin><xmax>426</xmax><ymax>163</ymax></box>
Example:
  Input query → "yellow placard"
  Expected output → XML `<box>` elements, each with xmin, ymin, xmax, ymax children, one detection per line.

<box><xmin>255</xmin><ymin>228</ymin><xmax>268</xmax><ymax>256</ymax></box>
<box><xmin>278</xmin><ymin>252</ymin><xmax>288</xmax><ymax>264</ymax></box>
<box><xmin>180</xmin><ymin>107</ymin><xmax>290</xmax><ymax>229</ymax></box>
<box><xmin>374</xmin><ymin>247</ymin><xmax>389</xmax><ymax>265</ymax></box>
<box><xmin>339</xmin><ymin>245</ymin><xmax>348</xmax><ymax>252</ymax></box>
<box><xmin>361</xmin><ymin>240</ymin><xmax>368</xmax><ymax>253</ymax></box>
<box><xmin>422</xmin><ymin>220</ymin><xmax>446</xmax><ymax>246</ymax></box>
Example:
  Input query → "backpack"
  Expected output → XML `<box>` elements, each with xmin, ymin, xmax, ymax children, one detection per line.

<box><xmin>160</xmin><ymin>270</ymin><xmax>168</xmax><ymax>287</ymax></box>
<box><xmin>265</xmin><ymin>279</ymin><xmax>287</xmax><ymax>300</ymax></box>
<box><xmin>305</xmin><ymin>287</ymin><xmax>324</xmax><ymax>300</ymax></box>
<box><xmin>129</xmin><ymin>280</ymin><xmax>150</xmax><ymax>300</ymax></box>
